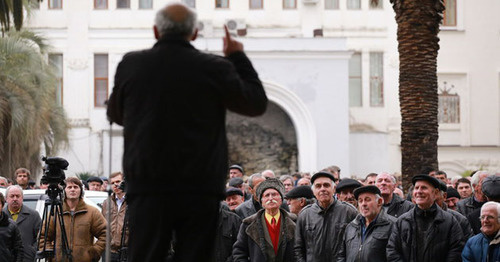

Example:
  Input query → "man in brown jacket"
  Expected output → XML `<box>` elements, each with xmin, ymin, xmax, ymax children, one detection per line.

<box><xmin>102</xmin><ymin>172</ymin><xmax>128</xmax><ymax>262</ymax></box>
<box><xmin>39</xmin><ymin>177</ymin><xmax>107</xmax><ymax>262</ymax></box>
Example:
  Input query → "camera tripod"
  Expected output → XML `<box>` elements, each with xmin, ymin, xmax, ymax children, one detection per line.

<box><xmin>36</xmin><ymin>186</ymin><xmax>73</xmax><ymax>262</ymax></box>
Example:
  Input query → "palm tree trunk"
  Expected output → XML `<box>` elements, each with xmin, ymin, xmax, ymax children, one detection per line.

<box><xmin>391</xmin><ymin>0</ymin><xmax>444</xmax><ymax>192</ymax></box>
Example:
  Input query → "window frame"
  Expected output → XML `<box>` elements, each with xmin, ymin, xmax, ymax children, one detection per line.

<box><xmin>48</xmin><ymin>0</ymin><xmax>62</xmax><ymax>9</ymax></box>
<box><xmin>116</xmin><ymin>0</ymin><xmax>131</xmax><ymax>9</ymax></box>
<box><xmin>215</xmin><ymin>0</ymin><xmax>229</xmax><ymax>9</ymax></box>
<box><xmin>250</xmin><ymin>0</ymin><xmax>263</xmax><ymax>10</ymax></box>
<box><xmin>283</xmin><ymin>0</ymin><xmax>297</xmax><ymax>9</ymax></box>
<box><xmin>49</xmin><ymin>54</ymin><xmax>64</xmax><ymax>106</ymax></box>
<box><xmin>94</xmin><ymin>54</ymin><xmax>109</xmax><ymax>108</ymax></box>
<box><xmin>369</xmin><ymin>52</ymin><xmax>384</xmax><ymax>107</ymax></box>
<box><xmin>325</xmin><ymin>0</ymin><xmax>339</xmax><ymax>10</ymax></box>
<box><xmin>349</xmin><ymin>52</ymin><xmax>362</xmax><ymax>107</ymax></box>
<box><xmin>94</xmin><ymin>0</ymin><xmax>108</xmax><ymax>10</ymax></box>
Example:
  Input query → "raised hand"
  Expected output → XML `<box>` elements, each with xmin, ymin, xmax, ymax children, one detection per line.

<box><xmin>223</xmin><ymin>25</ymin><xmax>244</xmax><ymax>57</ymax></box>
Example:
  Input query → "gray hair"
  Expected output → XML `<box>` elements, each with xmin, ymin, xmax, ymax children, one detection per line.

<box><xmin>0</xmin><ymin>176</ymin><xmax>7</xmax><ymax>184</ymax></box>
<box><xmin>248</xmin><ymin>173</ymin><xmax>263</xmax><ymax>189</ymax></box>
<box><xmin>5</xmin><ymin>185</ymin><xmax>24</xmax><ymax>198</ymax></box>
<box><xmin>471</xmin><ymin>171</ymin><xmax>489</xmax><ymax>187</ymax></box>
<box><xmin>279</xmin><ymin>175</ymin><xmax>293</xmax><ymax>183</ymax></box>
<box><xmin>481</xmin><ymin>201</ymin><xmax>500</xmax><ymax>223</ymax></box>
<box><xmin>155</xmin><ymin>3</ymin><xmax>197</xmax><ymax>38</ymax></box>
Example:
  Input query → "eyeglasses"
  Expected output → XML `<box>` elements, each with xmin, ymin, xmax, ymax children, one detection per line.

<box><xmin>479</xmin><ymin>215</ymin><xmax>497</xmax><ymax>221</ymax></box>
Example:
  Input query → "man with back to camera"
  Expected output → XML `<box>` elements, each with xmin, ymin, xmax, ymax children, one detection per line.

<box><xmin>106</xmin><ymin>3</ymin><xmax>268</xmax><ymax>261</ymax></box>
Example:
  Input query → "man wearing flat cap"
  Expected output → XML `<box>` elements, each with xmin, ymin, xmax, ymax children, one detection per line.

<box><xmin>338</xmin><ymin>186</ymin><xmax>395</xmax><ymax>262</ymax></box>
<box><xmin>445</xmin><ymin>187</ymin><xmax>461</xmax><ymax>211</ymax></box>
<box><xmin>229</xmin><ymin>164</ymin><xmax>244</xmax><ymax>179</ymax></box>
<box><xmin>225</xmin><ymin>187</ymin><xmax>245</xmax><ymax>211</ymax></box>
<box><xmin>87</xmin><ymin>176</ymin><xmax>103</xmax><ymax>191</ymax></box>
<box><xmin>467</xmin><ymin>174</ymin><xmax>499</xmax><ymax>235</ymax></box>
<box><xmin>214</xmin><ymin>200</ymin><xmax>242</xmax><ymax>262</ymax></box>
<box><xmin>294</xmin><ymin>171</ymin><xmax>358</xmax><ymax>262</ymax></box>
<box><xmin>387</xmin><ymin>175</ymin><xmax>464</xmax><ymax>262</ymax></box>
<box><xmin>233</xmin><ymin>178</ymin><xmax>296</xmax><ymax>261</ymax></box>
<box><xmin>229</xmin><ymin>177</ymin><xmax>250</xmax><ymax>201</ymax></box>
<box><xmin>336</xmin><ymin>178</ymin><xmax>362</xmax><ymax>208</ymax></box>
<box><xmin>285</xmin><ymin>186</ymin><xmax>315</xmax><ymax>215</ymax></box>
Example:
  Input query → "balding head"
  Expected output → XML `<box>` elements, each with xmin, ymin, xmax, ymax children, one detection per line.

<box><xmin>154</xmin><ymin>3</ymin><xmax>197</xmax><ymax>40</ymax></box>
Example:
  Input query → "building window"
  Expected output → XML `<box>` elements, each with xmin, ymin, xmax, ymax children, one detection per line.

<box><xmin>369</xmin><ymin>0</ymin><xmax>382</xmax><ymax>9</ymax></box>
<box><xmin>443</xmin><ymin>0</ymin><xmax>456</xmax><ymax>26</ymax></box>
<box><xmin>349</xmin><ymin>52</ymin><xmax>362</xmax><ymax>107</ymax></box>
<box><xmin>325</xmin><ymin>0</ymin><xmax>339</xmax><ymax>9</ymax></box>
<box><xmin>139</xmin><ymin>0</ymin><xmax>153</xmax><ymax>9</ymax></box>
<box><xmin>181</xmin><ymin>0</ymin><xmax>195</xmax><ymax>8</ymax></box>
<box><xmin>438</xmin><ymin>81</ymin><xmax>460</xmax><ymax>123</ymax></box>
<box><xmin>216</xmin><ymin>0</ymin><xmax>229</xmax><ymax>8</ymax></box>
<box><xmin>117</xmin><ymin>0</ymin><xmax>130</xmax><ymax>9</ymax></box>
<box><xmin>283</xmin><ymin>0</ymin><xmax>296</xmax><ymax>9</ymax></box>
<box><xmin>346</xmin><ymin>0</ymin><xmax>360</xmax><ymax>9</ymax></box>
<box><xmin>95</xmin><ymin>0</ymin><xmax>107</xmax><ymax>9</ymax></box>
<box><xmin>250</xmin><ymin>0</ymin><xmax>263</xmax><ymax>9</ymax></box>
<box><xmin>94</xmin><ymin>54</ymin><xmax>108</xmax><ymax>108</ymax></box>
<box><xmin>49</xmin><ymin>0</ymin><xmax>62</xmax><ymax>9</ymax></box>
<box><xmin>369</xmin><ymin>52</ymin><xmax>384</xmax><ymax>107</ymax></box>
<box><xmin>49</xmin><ymin>54</ymin><xmax>63</xmax><ymax>105</ymax></box>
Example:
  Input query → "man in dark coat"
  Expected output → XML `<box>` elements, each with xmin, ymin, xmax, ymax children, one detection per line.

<box><xmin>294</xmin><ymin>171</ymin><xmax>358</xmax><ymax>262</ymax></box>
<box><xmin>457</xmin><ymin>171</ymin><xmax>489</xmax><ymax>218</ymax></box>
<box><xmin>387</xmin><ymin>175</ymin><xmax>464</xmax><ymax>262</ymax></box>
<box><xmin>0</xmin><ymin>192</ymin><xmax>23</xmax><ymax>262</ymax></box>
<box><xmin>233</xmin><ymin>178</ymin><xmax>296</xmax><ymax>262</ymax></box>
<box><xmin>375</xmin><ymin>172</ymin><xmax>414</xmax><ymax>218</ymax></box>
<box><xmin>106</xmin><ymin>3</ymin><xmax>267</xmax><ymax>261</ymax></box>
<box><xmin>213</xmin><ymin>205</ymin><xmax>242</xmax><ymax>262</ymax></box>
<box><xmin>3</xmin><ymin>185</ymin><xmax>40</xmax><ymax>262</ymax></box>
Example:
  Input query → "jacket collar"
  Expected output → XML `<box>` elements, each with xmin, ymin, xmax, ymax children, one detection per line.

<box><xmin>352</xmin><ymin>208</ymin><xmax>392</xmax><ymax>228</ymax></box>
<box><xmin>62</xmin><ymin>198</ymin><xmax>88</xmax><ymax>214</ymax></box>
<box><xmin>244</xmin><ymin>208</ymin><xmax>296</xmax><ymax>251</ymax></box>
<box><xmin>154</xmin><ymin>35</ymin><xmax>195</xmax><ymax>49</ymax></box>
<box><xmin>314</xmin><ymin>198</ymin><xmax>337</xmax><ymax>214</ymax></box>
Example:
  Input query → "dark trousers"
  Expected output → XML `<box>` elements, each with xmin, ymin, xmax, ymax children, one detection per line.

<box><xmin>127</xmin><ymin>194</ymin><xmax>220</xmax><ymax>262</ymax></box>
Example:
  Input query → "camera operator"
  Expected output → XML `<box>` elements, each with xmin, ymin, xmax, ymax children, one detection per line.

<box><xmin>39</xmin><ymin>177</ymin><xmax>107</xmax><ymax>262</ymax></box>
<box><xmin>101</xmin><ymin>172</ymin><xmax>128</xmax><ymax>262</ymax></box>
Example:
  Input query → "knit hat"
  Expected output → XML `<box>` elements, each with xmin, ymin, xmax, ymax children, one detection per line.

<box><xmin>446</xmin><ymin>187</ymin><xmax>461</xmax><ymax>199</ymax></box>
<box><xmin>256</xmin><ymin>178</ymin><xmax>285</xmax><ymax>202</ymax></box>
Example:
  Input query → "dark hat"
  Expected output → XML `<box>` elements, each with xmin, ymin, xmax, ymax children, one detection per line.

<box><xmin>99</xmin><ymin>176</ymin><xmax>108</xmax><ymax>182</ymax></box>
<box><xmin>228</xmin><ymin>177</ymin><xmax>244</xmax><ymax>187</ymax></box>
<box><xmin>446</xmin><ymin>187</ymin><xmax>461</xmax><ymax>199</ymax></box>
<box><xmin>482</xmin><ymin>175</ymin><xmax>500</xmax><ymax>199</ymax></box>
<box><xmin>311</xmin><ymin>171</ymin><xmax>337</xmax><ymax>184</ymax></box>
<box><xmin>226</xmin><ymin>187</ymin><xmax>243</xmax><ymax>197</ymax></box>
<box><xmin>285</xmin><ymin>186</ymin><xmax>314</xmax><ymax>199</ymax></box>
<box><xmin>256</xmin><ymin>178</ymin><xmax>285</xmax><ymax>202</ymax></box>
<box><xmin>229</xmin><ymin>164</ymin><xmax>243</xmax><ymax>173</ymax></box>
<box><xmin>336</xmin><ymin>178</ymin><xmax>362</xmax><ymax>193</ymax></box>
<box><xmin>437</xmin><ymin>179</ymin><xmax>447</xmax><ymax>192</ymax></box>
<box><xmin>87</xmin><ymin>176</ymin><xmax>103</xmax><ymax>184</ymax></box>
<box><xmin>353</xmin><ymin>185</ymin><xmax>381</xmax><ymax>200</ymax></box>
<box><xmin>411</xmin><ymin>174</ymin><xmax>440</xmax><ymax>189</ymax></box>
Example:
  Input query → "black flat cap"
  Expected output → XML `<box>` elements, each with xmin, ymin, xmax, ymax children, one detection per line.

<box><xmin>228</xmin><ymin>177</ymin><xmax>244</xmax><ymax>187</ymax></box>
<box><xmin>226</xmin><ymin>187</ymin><xmax>243</xmax><ymax>197</ymax></box>
<box><xmin>336</xmin><ymin>178</ymin><xmax>362</xmax><ymax>193</ymax></box>
<box><xmin>412</xmin><ymin>174</ymin><xmax>440</xmax><ymax>189</ymax></box>
<box><xmin>311</xmin><ymin>171</ymin><xmax>337</xmax><ymax>184</ymax></box>
<box><xmin>285</xmin><ymin>186</ymin><xmax>314</xmax><ymax>199</ymax></box>
<box><xmin>446</xmin><ymin>187</ymin><xmax>461</xmax><ymax>199</ymax></box>
<box><xmin>353</xmin><ymin>185</ymin><xmax>381</xmax><ymax>199</ymax></box>
<box><xmin>229</xmin><ymin>164</ymin><xmax>243</xmax><ymax>173</ymax></box>
<box><xmin>482</xmin><ymin>175</ymin><xmax>500</xmax><ymax>199</ymax></box>
<box><xmin>437</xmin><ymin>180</ymin><xmax>447</xmax><ymax>192</ymax></box>
<box><xmin>87</xmin><ymin>176</ymin><xmax>103</xmax><ymax>184</ymax></box>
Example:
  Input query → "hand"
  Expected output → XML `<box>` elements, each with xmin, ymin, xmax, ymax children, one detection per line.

<box><xmin>223</xmin><ymin>25</ymin><xmax>243</xmax><ymax>57</ymax></box>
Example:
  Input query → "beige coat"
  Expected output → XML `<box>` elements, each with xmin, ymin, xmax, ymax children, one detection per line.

<box><xmin>101</xmin><ymin>194</ymin><xmax>128</xmax><ymax>253</ymax></box>
<box><xmin>39</xmin><ymin>199</ymin><xmax>107</xmax><ymax>262</ymax></box>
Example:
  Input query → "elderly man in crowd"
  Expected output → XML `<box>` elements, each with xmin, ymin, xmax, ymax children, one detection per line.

<box><xmin>225</xmin><ymin>187</ymin><xmax>245</xmax><ymax>211</ymax></box>
<box><xmin>87</xmin><ymin>176</ymin><xmax>103</xmax><ymax>191</ymax></box>
<box><xmin>294</xmin><ymin>171</ymin><xmax>358</xmax><ymax>261</ymax></box>
<box><xmin>229</xmin><ymin>165</ymin><xmax>244</xmax><ymax>179</ymax></box>
<box><xmin>280</xmin><ymin>175</ymin><xmax>295</xmax><ymax>194</ymax></box>
<box><xmin>296</xmin><ymin>178</ymin><xmax>311</xmax><ymax>186</ymax></box>
<box><xmin>336</xmin><ymin>178</ymin><xmax>362</xmax><ymax>208</ymax></box>
<box><xmin>387</xmin><ymin>175</ymin><xmax>464</xmax><ymax>262</ymax></box>
<box><xmin>214</xmin><ymin>203</ymin><xmax>242</xmax><ymax>262</ymax></box>
<box><xmin>235</xmin><ymin>173</ymin><xmax>266</xmax><ymax>219</ymax></box>
<box><xmin>462</xmin><ymin>201</ymin><xmax>500</xmax><ymax>262</ymax></box>
<box><xmin>364</xmin><ymin>173</ymin><xmax>378</xmax><ymax>186</ymax></box>
<box><xmin>229</xmin><ymin>177</ymin><xmax>250</xmax><ymax>201</ymax></box>
<box><xmin>375</xmin><ymin>172</ymin><xmax>414</xmax><ymax>218</ymax></box>
<box><xmin>285</xmin><ymin>186</ymin><xmax>315</xmax><ymax>215</ymax></box>
<box><xmin>233</xmin><ymin>178</ymin><xmax>296</xmax><ymax>261</ymax></box>
<box><xmin>39</xmin><ymin>177</ymin><xmax>107</xmax><ymax>262</ymax></box>
<box><xmin>458</xmin><ymin>171</ymin><xmax>490</xmax><ymax>218</ymax></box>
<box><xmin>456</xmin><ymin>177</ymin><xmax>473</xmax><ymax>199</ymax></box>
<box><xmin>468</xmin><ymin>175</ymin><xmax>500</xmax><ymax>235</ymax></box>
<box><xmin>0</xmin><ymin>176</ymin><xmax>8</xmax><ymax>188</ymax></box>
<box><xmin>446</xmin><ymin>186</ymin><xmax>462</xmax><ymax>211</ymax></box>
<box><xmin>436</xmin><ymin>180</ymin><xmax>473</xmax><ymax>241</ymax></box>
<box><xmin>3</xmin><ymin>185</ymin><xmax>41</xmax><ymax>262</ymax></box>
<box><xmin>338</xmin><ymin>185</ymin><xmax>395</xmax><ymax>262</ymax></box>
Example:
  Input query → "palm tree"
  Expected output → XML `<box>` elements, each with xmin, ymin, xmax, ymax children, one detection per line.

<box><xmin>0</xmin><ymin>30</ymin><xmax>69</xmax><ymax>180</ymax></box>
<box><xmin>372</xmin><ymin>0</ymin><xmax>444</xmax><ymax>191</ymax></box>
<box><xmin>0</xmin><ymin>0</ymin><xmax>42</xmax><ymax>34</ymax></box>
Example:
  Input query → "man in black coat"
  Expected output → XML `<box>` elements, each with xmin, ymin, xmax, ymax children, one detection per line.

<box><xmin>106</xmin><ymin>3</ymin><xmax>268</xmax><ymax>261</ymax></box>
<box><xmin>375</xmin><ymin>172</ymin><xmax>414</xmax><ymax>218</ymax></box>
<box><xmin>387</xmin><ymin>175</ymin><xmax>464</xmax><ymax>262</ymax></box>
<box><xmin>3</xmin><ymin>185</ymin><xmax>41</xmax><ymax>262</ymax></box>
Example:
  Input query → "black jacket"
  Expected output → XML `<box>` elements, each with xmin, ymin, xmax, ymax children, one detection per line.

<box><xmin>107</xmin><ymin>35</ymin><xmax>268</xmax><ymax>197</ymax></box>
<box><xmin>443</xmin><ymin>207</ymin><xmax>473</xmax><ymax>241</ymax></box>
<box><xmin>294</xmin><ymin>199</ymin><xmax>358</xmax><ymax>262</ymax></box>
<box><xmin>214</xmin><ymin>208</ymin><xmax>242</xmax><ymax>262</ymax></box>
<box><xmin>387</xmin><ymin>204</ymin><xmax>465</xmax><ymax>262</ymax></box>
<box><xmin>384</xmin><ymin>193</ymin><xmax>414</xmax><ymax>218</ymax></box>
<box><xmin>3</xmin><ymin>205</ymin><xmax>41</xmax><ymax>262</ymax></box>
<box><xmin>0</xmin><ymin>210</ymin><xmax>23</xmax><ymax>262</ymax></box>
<box><xmin>457</xmin><ymin>196</ymin><xmax>484</xmax><ymax>218</ymax></box>
<box><xmin>337</xmin><ymin>209</ymin><xmax>396</xmax><ymax>262</ymax></box>
<box><xmin>233</xmin><ymin>208</ymin><xmax>296</xmax><ymax>262</ymax></box>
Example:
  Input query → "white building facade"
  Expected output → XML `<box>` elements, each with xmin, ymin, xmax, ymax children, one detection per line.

<box><xmin>26</xmin><ymin>0</ymin><xmax>500</xmax><ymax>178</ymax></box>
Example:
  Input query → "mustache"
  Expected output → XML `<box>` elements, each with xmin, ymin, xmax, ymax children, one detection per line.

<box><xmin>265</xmin><ymin>199</ymin><xmax>279</xmax><ymax>205</ymax></box>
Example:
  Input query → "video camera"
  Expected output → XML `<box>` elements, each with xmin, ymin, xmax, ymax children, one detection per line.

<box><xmin>41</xmin><ymin>156</ymin><xmax>69</xmax><ymax>187</ymax></box>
